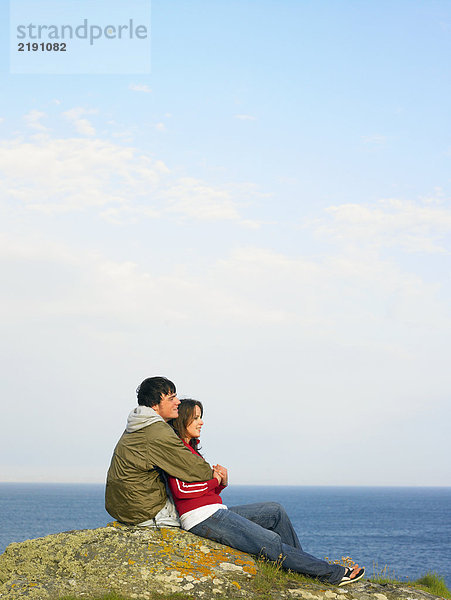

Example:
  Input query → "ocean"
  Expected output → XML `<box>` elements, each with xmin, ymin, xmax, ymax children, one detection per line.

<box><xmin>0</xmin><ymin>484</ymin><xmax>450</xmax><ymax>587</ymax></box>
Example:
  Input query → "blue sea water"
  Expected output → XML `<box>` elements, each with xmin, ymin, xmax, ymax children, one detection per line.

<box><xmin>0</xmin><ymin>484</ymin><xmax>450</xmax><ymax>587</ymax></box>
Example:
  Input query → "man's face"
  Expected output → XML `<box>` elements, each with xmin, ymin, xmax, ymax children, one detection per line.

<box><xmin>153</xmin><ymin>391</ymin><xmax>180</xmax><ymax>421</ymax></box>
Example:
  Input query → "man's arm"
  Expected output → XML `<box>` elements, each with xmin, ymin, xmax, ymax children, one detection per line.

<box><xmin>146</xmin><ymin>422</ymin><xmax>214</xmax><ymax>482</ymax></box>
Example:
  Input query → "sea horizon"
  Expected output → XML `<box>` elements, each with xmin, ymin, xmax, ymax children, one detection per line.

<box><xmin>1</xmin><ymin>481</ymin><xmax>449</xmax><ymax>488</ymax></box>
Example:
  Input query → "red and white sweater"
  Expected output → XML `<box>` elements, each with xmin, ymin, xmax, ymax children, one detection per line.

<box><xmin>168</xmin><ymin>440</ymin><xmax>227</xmax><ymax>530</ymax></box>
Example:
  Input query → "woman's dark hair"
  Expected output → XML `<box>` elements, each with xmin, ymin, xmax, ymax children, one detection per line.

<box><xmin>136</xmin><ymin>376</ymin><xmax>176</xmax><ymax>407</ymax></box>
<box><xmin>169</xmin><ymin>399</ymin><xmax>203</xmax><ymax>453</ymax></box>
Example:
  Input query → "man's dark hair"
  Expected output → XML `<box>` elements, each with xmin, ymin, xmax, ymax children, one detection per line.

<box><xmin>136</xmin><ymin>376</ymin><xmax>176</xmax><ymax>407</ymax></box>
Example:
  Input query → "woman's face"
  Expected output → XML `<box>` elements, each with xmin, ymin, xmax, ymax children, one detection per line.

<box><xmin>185</xmin><ymin>405</ymin><xmax>203</xmax><ymax>441</ymax></box>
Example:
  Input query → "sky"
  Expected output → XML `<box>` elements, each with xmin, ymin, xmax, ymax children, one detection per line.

<box><xmin>0</xmin><ymin>0</ymin><xmax>450</xmax><ymax>487</ymax></box>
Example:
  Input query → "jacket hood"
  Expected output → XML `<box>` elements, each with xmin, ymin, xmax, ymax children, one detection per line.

<box><xmin>126</xmin><ymin>405</ymin><xmax>164</xmax><ymax>433</ymax></box>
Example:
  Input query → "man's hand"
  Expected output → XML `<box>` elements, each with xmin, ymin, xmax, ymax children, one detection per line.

<box><xmin>213</xmin><ymin>468</ymin><xmax>222</xmax><ymax>484</ymax></box>
<box><xmin>213</xmin><ymin>464</ymin><xmax>228</xmax><ymax>486</ymax></box>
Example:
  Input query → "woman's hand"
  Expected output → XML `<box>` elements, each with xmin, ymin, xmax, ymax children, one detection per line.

<box><xmin>213</xmin><ymin>468</ymin><xmax>222</xmax><ymax>484</ymax></box>
<box><xmin>213</xmin><ymin>464</ymin><xmax>228</xmax><ymax>487</ymax></box>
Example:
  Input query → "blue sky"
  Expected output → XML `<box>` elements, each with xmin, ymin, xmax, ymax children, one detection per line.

<box><xmin>0</xmin><ymin>0</ymin><xmax>450</xmax><ymax>486</ymax></box>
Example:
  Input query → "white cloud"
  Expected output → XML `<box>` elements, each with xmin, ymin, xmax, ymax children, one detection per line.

<box><xmin>129</xmin><ymin>84</ymin><xmax>152</xmax><ymax>93</ymax></box>
<box><xmin>63</xmin><ymin>107</ymin><xmax>97</xmax><ymax>136</ymax></box>
<box><xmin>0</xmin><ymin>233</ymin><xmax>251</xmax><ymax>327</ymax></box>
<box><xmin>361</xmin><ymin>134</ymin><xmax>388</xmax><ymax>145</ymax></box>
<box><xmin>420</xmin><ymin>186</ymin><xmax>447</xmax><ymax>204</ymax></box>
<box><xmin>213</xmin><ymin>245</ymin><xmax>451</xmax><ymax>333</ymax></box>
<box><xmin>2</xmin><ymin>230</ymin><xmax>447</xmax><ymax>340</ymax></box>
<box><xmin>155</xmin><ymin>122</ymin><xmax>166</xmax><ymax>131</ymax></box>
<box><xmin>74</xmin><ymin>119</ymin><xmax>95</xmax><ymax>136</ymax></box>
<box><xmin>23</xmin><ymin>110</ymin><xmax>47</xmax><ymax>131</ymax></box>
<box><xmin>314</xmin><ymin>197</ymin><xmax>451</xmax><ymax>254</ymax></box>
<box><xmin>100</xmin><ymin>205</ymin><xmax>160</xmax><ymax>224</ymax></box>
<box><xmin>63</xmin><ymin>107</ymin><xmax>96</xmax><ymax>120</ymax></box>
<box><xmin>0</xmin><ymin>137</ymin><xmax>162</xmax><ymax>213</ymax></box>
<box><xmin>163</xmin><ymin>177</ymin><xmax>241</xmax><ymax>221</ymax></box>
<box><xmin>234</xmin><ymin>114</ymin><xmax>256</xmax><ymax>121</ymax></box>
<box><xmin>0</xmin><ymin>128</ymin><xmax>258</xmax><ymax>225</ymax></box>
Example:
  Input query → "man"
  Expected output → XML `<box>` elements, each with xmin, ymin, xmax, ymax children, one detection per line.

<box><xmin>105</xmin><ymin>376</ymin><xmax>213</xmax><ymax>526</ymax></box>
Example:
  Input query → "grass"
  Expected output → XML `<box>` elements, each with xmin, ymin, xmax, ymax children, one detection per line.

<box><xmin>368</xmin><ymin>563</ymin><xmax>451</xmax><ymax>599</ymax></box>
<box><xmin>409</xmin><ymin>572</ymin><xmax>451</xmax><ymax>599</ymax></box>
<box><xmin>369</xmin><ymin>561</ymin><xmax>400</xmax><ymax>584</ymax></box>
<box><xmin>251</xmin><ymin>556</ymin><xmax>312</xmax><ymax>595</ymax></box>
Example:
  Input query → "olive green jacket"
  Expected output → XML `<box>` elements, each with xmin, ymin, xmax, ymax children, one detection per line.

<box><xmin>105</xmin><ymin>420</ymin><xmax>213</xmax><ymax>524</ymax></box>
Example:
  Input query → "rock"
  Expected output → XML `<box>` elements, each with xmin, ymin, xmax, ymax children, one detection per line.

<box><xmin>0</xmin><ymin>522</ymin><xmax>257</xmax><ymax>599</ymax></box>
<box><xmin>284</xmin><ymin>581</ymin><xmax>443</xmax><ymax>600</ymax></box>
<box><xmin>0</xmin><ymin>524</ymin><xmax>446</xmax><ymax>600</ymax></box>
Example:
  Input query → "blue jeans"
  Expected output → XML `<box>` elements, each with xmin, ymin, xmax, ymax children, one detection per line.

<box><xmin>189</xmin><ymin>502</ymin><xmax>345</xmax><ymax>584</ymax></box>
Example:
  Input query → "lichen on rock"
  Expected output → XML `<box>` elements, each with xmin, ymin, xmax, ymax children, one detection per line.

<box><xmin>0</xmin><ymin>522</ymin><xmax>257</xmax><ymax>598</ymax></box>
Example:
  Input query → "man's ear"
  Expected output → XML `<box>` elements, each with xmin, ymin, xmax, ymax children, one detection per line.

<box><xmin>152</xmin><ymin>403</ymin><xmax>162</xmax><ymax>415</ymax></box>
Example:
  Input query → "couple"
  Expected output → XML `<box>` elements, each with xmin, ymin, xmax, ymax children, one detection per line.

<box><xmin>105</xmin><ymin>376</ymin><xmax>364</xmax><ymax>586</ymax></box>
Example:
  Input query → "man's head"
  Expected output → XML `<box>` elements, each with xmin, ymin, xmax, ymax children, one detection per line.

<box><xmin>136</xmin><ymin>376</ymin><xmax>180</xmax><ymax>421</ymax></box>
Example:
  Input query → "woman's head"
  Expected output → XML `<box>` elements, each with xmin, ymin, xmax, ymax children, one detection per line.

<box><xmin>170</xmin><ymin>399</ymin><xmax>204</xmax><ymax>447</ymax></box>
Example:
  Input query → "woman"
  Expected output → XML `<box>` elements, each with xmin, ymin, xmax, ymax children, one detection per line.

<box><xmin>168</xmin><ymin>399</ymin><xmax>365</xmax><ymax>587</ymax></box>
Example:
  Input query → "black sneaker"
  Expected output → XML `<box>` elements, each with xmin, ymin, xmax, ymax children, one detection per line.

<box><xmin>338</xmin><ymin>566</ymin><xmax>365</xmax><ymax>586</ymax></box>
